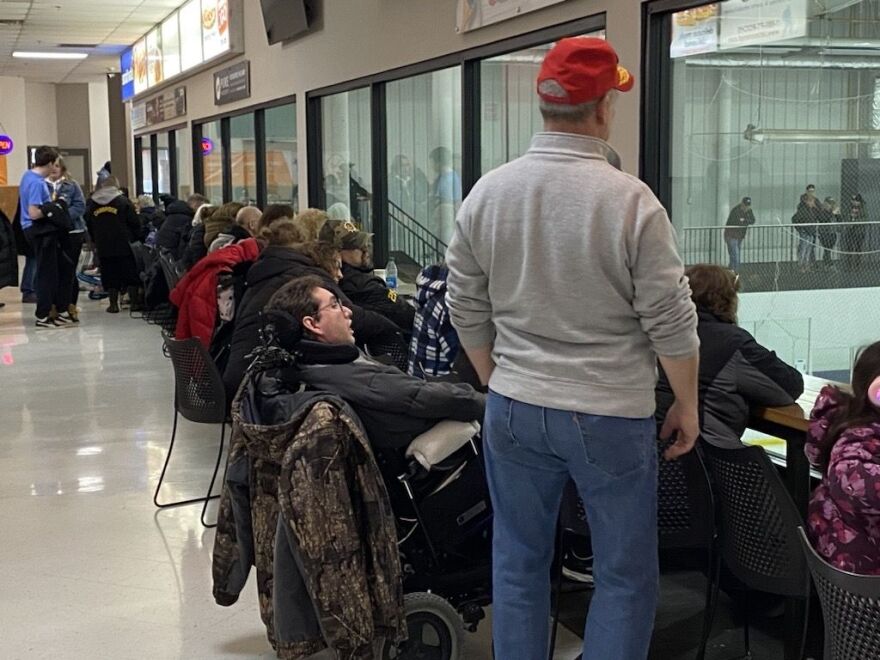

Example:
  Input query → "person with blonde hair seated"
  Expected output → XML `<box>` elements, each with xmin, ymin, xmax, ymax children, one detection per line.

<box><xmin>222</xmin><ymin>212</ymin><xmax>401</xmax><ymax>400</ymax></box>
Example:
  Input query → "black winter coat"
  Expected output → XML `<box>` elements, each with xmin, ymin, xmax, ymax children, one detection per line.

<box><xmin>139</xmin><ymin>207</ymin><xmax>165</xmax><ymax>232</ymax></box>
<box><xmin>155</xmin><ymin>201</ymin><xmax>193</xmax><ymax>258</ymax></box>
<box><xmin>341</xmin><ymin>262</ymin><xmax>416</xmax><ymax>332</ymax></box>
<box><xmin>222</xmin><ymin>246</ymin><xmax>402</xmax><ymax>400</ymax></box>
<box><xmin>181</xmin><ymin>223</ymin><xmax>207</xmax><ymax>270</ymax></box>
<box><xmin>85</xmin><ymin>191</ymin><xmax>141</xmax><ymax>258</ymax></box>
<box><xmin>655</xmin><ymin>309</ymin><xmax>804</xmax><ymax>448</ymax></box>
<box><xmin>12</xmin><ymin>205</ymin><xmax>34</xmax><ymax>258</ymax></box>
<box><xmin>289</xmin><ymin>341</ymin><xmax>486</xmax><ymax>449</ymax></box>
<box><xmin>0</xmin><ymin>209</ymin><xmax>18</xmax><ymax>289</ymax></box>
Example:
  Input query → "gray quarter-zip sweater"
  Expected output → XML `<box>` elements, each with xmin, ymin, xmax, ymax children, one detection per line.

<box><xmin>445</xmin><ymin>132</ymin><xmax>698</xmax><ymax>418</ymax></box>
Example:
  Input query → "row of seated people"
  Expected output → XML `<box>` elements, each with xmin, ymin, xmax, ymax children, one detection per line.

<box><xmin>168</xmin><ymin>203</ymin><xmax>879</xmax><ymax>581</ymax></box>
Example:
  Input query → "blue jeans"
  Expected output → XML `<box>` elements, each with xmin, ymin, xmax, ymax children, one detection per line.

<box><xmin>725</xmin><ymin>237</ymin><xmax>742</xmax><ymax>272</ymax></box>
<box><xmin>797</xmin><ymin>235</ymin><xmax>815</xmax><ymax>264</ymax></box>
<box><xmin>20</xmin><ymin>256</ymin><xmax>37</xmax><ymax>295</ymax></box>
<box><xmin>485</xmin><ymin>391</ymin><xmax>659</xmax><ymax>660</ymax></box>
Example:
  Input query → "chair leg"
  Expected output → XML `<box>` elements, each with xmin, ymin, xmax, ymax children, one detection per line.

<box><xmin>697</xmin><ymin>544</ymin><xmax>722</xmax><ymax>660</ymax></box>
<box><xmin>200</xmin><ymin>422</ymin><xmax>226</xmax><ymax>528</ymax></box>
<box><xmin>742</xmin><ymin>590</ymin><xmax>752</xmax><ymax>660</ymax></box>
<box><xmin>154</xmin><ymin>409</ymin><xmax>222</xmax><ymax>511</ymax></box>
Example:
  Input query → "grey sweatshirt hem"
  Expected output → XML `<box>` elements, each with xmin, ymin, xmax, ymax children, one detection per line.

<box><xmin>490</xmin><ymin>366</ymin><xmax>658</xmax><ymax>418</ymax></box>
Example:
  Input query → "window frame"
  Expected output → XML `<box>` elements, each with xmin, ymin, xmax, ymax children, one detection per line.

<box><xmin>305</xmin><ymin>13</ymin><xmax>606</xmax><ymax>267</ymax></box>
<box><xmin>192</xmin><ymin>94</ymin><xmax>297</xmax><ymax>207</ymax></box>
<box><xmin>133</xmin><ymin>123</ymin><xmax>185</xmax><ymax>200</ymax></box>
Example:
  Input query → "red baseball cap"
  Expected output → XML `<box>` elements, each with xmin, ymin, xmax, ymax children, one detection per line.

<box><xmin>537</xmin><ymin>37</ymin><xmax>634</xmax><ymax>105</ymax></box>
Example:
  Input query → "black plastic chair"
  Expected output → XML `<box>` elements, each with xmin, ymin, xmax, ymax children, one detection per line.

<box><xmin>701</xmin><ymin>443</ymin><xmax>811</xmax><ymax>659</ymax></box>
<box><xmin>154</xmin><ymin>336</ymin><xmax>227</xmax><ymax>528</ymax></box>
<box><xmin>658</xmin><ymin>444</ymin><xmax>717</xmax><ymax>660</ymax></box>
<box><xmin>553</xmin><ymin>443</ymin><xmax>717</xmax><ymax>660</ymax></box>
<box><xmin>798</xmin><ymin>527</ymin><xmax>880</xmax><ymax>660</ymax></box>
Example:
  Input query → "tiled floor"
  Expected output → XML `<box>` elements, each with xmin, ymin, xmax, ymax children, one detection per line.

<box><xmin>1</xmin><ymin>287</ymin><xmax>587</xmax><ymax>659</ymax></box>
<box><xmin>3</xmin><ymin>278</ymin><xmax>805</xmax><ymax>660</ymax></box>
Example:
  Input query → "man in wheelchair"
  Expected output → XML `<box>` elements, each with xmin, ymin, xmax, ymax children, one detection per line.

<box><xmin>262</xmin><ymin>274</ymin><xmax>486</xmax><ymax>453</ymax></box>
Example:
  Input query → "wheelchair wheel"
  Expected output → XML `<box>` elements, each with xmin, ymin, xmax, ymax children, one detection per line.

<box><xmin>383</xmin><ymin>591</ymin><xmax>464</xmax><ymax>660</ymax></box>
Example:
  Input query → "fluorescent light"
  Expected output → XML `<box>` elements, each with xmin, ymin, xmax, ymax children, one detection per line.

<box><xmin>12</xmin><ymin>51</ymin><xmax>88</xmax><ymax>60</ymax></box>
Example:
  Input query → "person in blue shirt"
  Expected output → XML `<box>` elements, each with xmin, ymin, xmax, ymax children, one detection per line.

<box><xmin>428</xmin><ymin>147</ymin><xmax>462</xmax><ymax>245</ymax></box>
<box><xmin>19</xmin><ymin>145</ymin><xmax>72</xmax><ymax>327</ymax></box>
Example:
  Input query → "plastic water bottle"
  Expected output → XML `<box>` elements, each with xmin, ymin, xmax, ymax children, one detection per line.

<box><xmin>385</xmin><ymin>258</ymin><xmax>398</xmax><ymax>290</ymax></box>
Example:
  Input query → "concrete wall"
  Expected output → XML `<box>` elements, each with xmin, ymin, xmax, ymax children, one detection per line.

<box><xmin>0</xmin><ymin>76</ymin><xmax>29</xmax><ymax>179</ymax></box>
<box><xmin>89</xmin><ymin>82</ymin><xmax>112</xmax><ymax>185</ymax></box>
<box><xmin>132</xmin><ymin>0</ymin><xmax>645</xmax><ymax>205</ymax></box>
<box><xmin>24</xmin><ymin>83</ymin><xmax>58</xmax><ymax>146</ymax></box>
<box><xmin>56</xmin><ymin>84</ymin><xmax>92</xmax><ymax>150</ymax></box>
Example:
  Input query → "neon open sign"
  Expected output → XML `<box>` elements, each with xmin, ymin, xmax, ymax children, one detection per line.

<box><xmin>200</xmin><ymin>137</ymin><xmax>214</xmax><ymax>156</ymax></box>
<box><xmin>0</xmin><ymin>135</ymin><xmax>13</xmax><ymax>156</ymax></box>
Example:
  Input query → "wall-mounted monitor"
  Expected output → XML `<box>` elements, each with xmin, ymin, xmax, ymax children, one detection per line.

<box><xmin>259</xmin><ymin>0</ymin><xmax>312</xmax><ymax>45</ymax></box>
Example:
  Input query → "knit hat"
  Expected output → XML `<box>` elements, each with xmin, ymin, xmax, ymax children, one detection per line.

<box><xmin>537</xmin><ymin>37</ymin><xmax>634</xmax><ymax>106</ymax></box>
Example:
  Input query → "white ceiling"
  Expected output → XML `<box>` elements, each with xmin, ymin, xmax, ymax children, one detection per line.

<box><xmin>0</xmin><ymin>0</ymin><xmax>185</xmax><ymax>83</ymax></box>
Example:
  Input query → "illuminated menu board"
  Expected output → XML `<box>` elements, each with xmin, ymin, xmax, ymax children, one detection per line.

<box><xmin>179</xmin><ymin>0</ymin><xmax>202</xmax><ymax>72</ymax></box>
<box><xmin>122</xmin><ymin>0</ymin><xmax>237</xmax><ymax>100</ymax></box>
<box><xmin>146</xmin><ymin>28</ymin><xmax>163</xmax><ymax>87</ymax></box>
<box><xmin>132</xmin><ymin>39</ymin><xmax>147</xmax><ymax>95</ymax></box>
<box><xmin>161</xmin><ymin>15</ymin><xmax>180</xmax><ymax>79</ymax></box>
<box><xmin>202</xmin><ymin>0</ymin><xmax>230</xmax><ymax>60</ymax></box>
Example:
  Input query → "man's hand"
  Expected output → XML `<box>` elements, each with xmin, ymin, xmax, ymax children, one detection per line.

<box><xmin>659</xmin><ymin>400</ymin><xmax>700</xmax><ymax>460</ymax></box>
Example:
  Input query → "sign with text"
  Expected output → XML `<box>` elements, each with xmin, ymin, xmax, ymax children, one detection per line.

<box><xmin>671</xmin><ymin>4</ymin><xmax>720</xmax><ymax>58</ymax></box>
<box><xmin>213</xmin><ymin>59</ymin><xmax>250</xmax><ymax>105</ymax></box>
<box><xmin>120</xmin><ymin>48</ymin><xmax>134</xmax><ymax>101</ymax></box>
<box><xmin>456</xmin><ymin>0</ymin><xmax>568</xmax><ymax>33</ymax></box>
<box><xmin>132</xmin><ymin>86</ymin><xmax>187</xmax><ymax>130</ymax></box>
<box><xmin>0</xmin><ymin>135</ymin><xmax>13</xmax><ymax>156</ymax></box>
<box><xmin>201</xmin><ymin>137</ymin><xmax>214</xmax><ymax>156</ymax></box>
<box><xmin>719</xmin><ymin>0</ymin><xmax>808</xmax><ymax>49</ymax></box>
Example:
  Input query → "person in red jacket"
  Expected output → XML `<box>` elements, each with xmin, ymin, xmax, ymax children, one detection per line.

<box><xmin>170</xmin><ymin>238</ymin><xmax>261</xmax><ymax>348</ymax></box>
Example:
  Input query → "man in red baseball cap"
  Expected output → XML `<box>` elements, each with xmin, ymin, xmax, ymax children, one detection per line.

<box><xmin>445</xmin><ymin>36</ymin><xmax>699</xmax><ymax>660</ymax></box>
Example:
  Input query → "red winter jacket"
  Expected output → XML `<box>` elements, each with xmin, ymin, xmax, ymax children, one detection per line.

<box><xmin>170</xmin><ymin>238</ymin><xmax>261</xmax><ymax>347</ymax></box>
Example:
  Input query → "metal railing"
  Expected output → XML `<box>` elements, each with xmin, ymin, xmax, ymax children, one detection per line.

<box><xmin>679</xmin><ymin>220</ymin><xmax>880</xmax><ymax>266</ymax></box>
<box><xmin>387</xmin><ymin>200</ymin><xmax>448</xmax><ymax>267</ymax></box>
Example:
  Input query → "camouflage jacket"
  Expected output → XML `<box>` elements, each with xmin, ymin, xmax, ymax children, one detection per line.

<box><xmin>212</xmin><ymin>372</ymin><xmax>406</xmax><ymax>659</ymax></box>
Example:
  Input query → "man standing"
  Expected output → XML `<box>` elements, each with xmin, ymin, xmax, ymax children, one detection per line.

<box><xmin>19</xmin><ymin>145</ymin><xmax>66</xmax><ymax>327</ymax></box>
<box><xmin>445</xmin><ymin>37</ymin><xmax>700</xmax><ymax>660</ymax></box>
<box><xmin>723</xmin><ymin>196</ymin><xmax>755</xmax><ymax>273</ymax></box>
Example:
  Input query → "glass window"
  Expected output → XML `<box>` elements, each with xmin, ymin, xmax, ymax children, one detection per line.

<box><xmin>479</xmin><ymin>30</ymin><xmax>604</xmax><ymax>175</ymax></box>
<box><xmin>667</xmin><ymin>0</ymin><xmax>880</xmax><ymax>379</ymax></box>
<box><xmin>321</xmin><ymin>88</ymin><xmax>372</xmax><ymax>229</ymax></box>
<box><xmin>200</xmin><ymin>119</ymin><xmax>223</xmax><ymax>204</ymax></box>
<box><xmin>156</xmin><ymin>132</ymin><xmax>170</xmax><ymax>195</ymax></box>
<box><xmin>385</xmin><ymin>66</ymin><xmax>461</xmax><ymax>265</ymax></box>
<box><xmin>140</xmin><ymin>141</ymin><xmax>153</xmax><ymax>194</ymax></box>
<box><xmin>265</xmin><ymin>103</ymin><xmax>298</xmax><ymax>211</ymax></box>
<box><xmin>230</xmin><ymin>113</ymin><xmax>256</xmax><ymax>205</ymax></box>
<box><xmin>175</xmin><ymin>125</ymin><xmax>192</xmax><ymax>199</ymax></box>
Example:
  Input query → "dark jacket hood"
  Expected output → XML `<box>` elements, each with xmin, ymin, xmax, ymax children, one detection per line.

<box><xmin>91</xmin><ymin>187</ymin><xmax>123</xmax><ymax>205</ymax></box>
<box><xmin>246</xmin><ymin>246</ymin><xmax>317</xmax><ymax>287</ymax></box>
<box><xmin>166</xmin><ymin>200</ymin><xmax>193</xmax><ymax>217</ymax></box>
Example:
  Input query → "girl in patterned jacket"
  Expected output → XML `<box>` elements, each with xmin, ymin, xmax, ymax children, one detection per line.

<box><xmin>806</xmin><ymin>340</ymin><xmax>880</xmax><ymax>574</ymax></box>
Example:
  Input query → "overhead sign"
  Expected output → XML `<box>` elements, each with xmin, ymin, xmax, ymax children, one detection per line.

<box><xmin>213</xmin><ymin>59</ymin><xmax>250</xmax><ymax>105</ymax></box>
<box><xmin>671</xmin><ymin>4</ymin><xmax>720</xmax><ymax>58</ymax></box>
<box><xmin>131</xmin><ymin>86</ymin><xmax>187</xmax><ymax>131</ymax></box>
<box><xmin>719</xmin><ymin>0</ymin><xmax>808</xmax><ymax>49</ymax></box>
<box><xmin>456</xmin><ymin>0</ymin><xmax>568</xmax><ymax>33</ymax></box>
<box><xmin>120</xmin><ymin>0</ymin><xmax>238</xmax><ymax>101</ymax></box>
<box><xmin>120</xmin><ymin>48</ymin><xmax>134</xmax><ymax>101</ymax></box>
<box><xmin>0</xmin><ymin>135</ymin><xmax>13</xmax><ymax>156</ymax></box>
